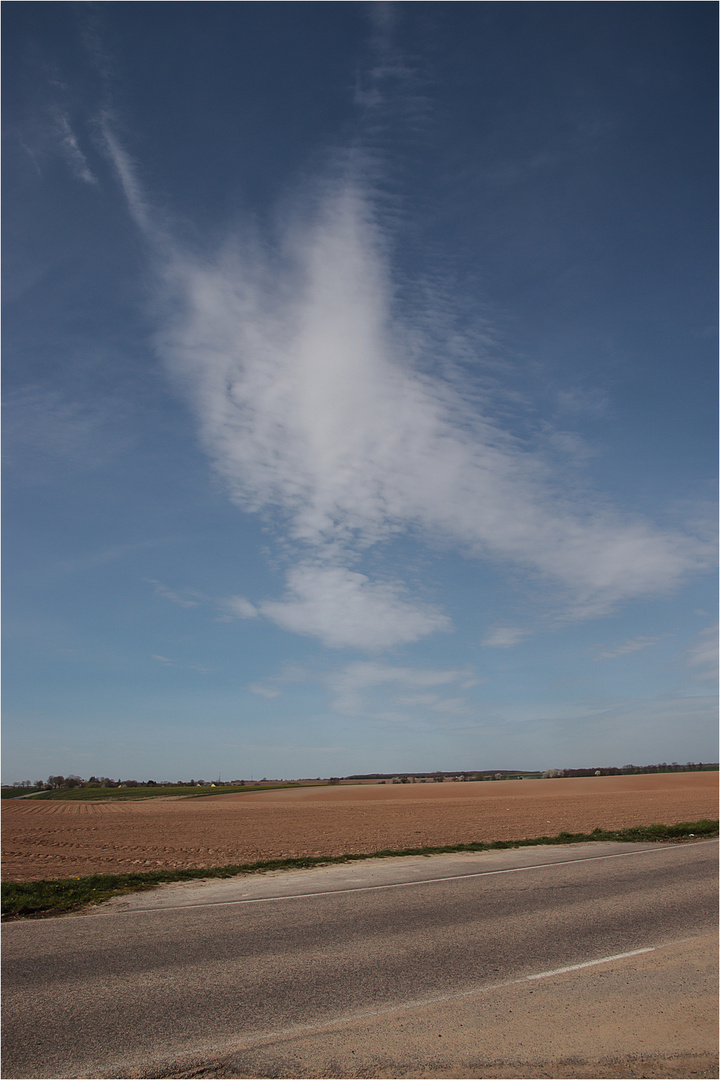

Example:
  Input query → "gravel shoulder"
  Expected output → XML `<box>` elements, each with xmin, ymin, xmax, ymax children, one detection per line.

<box><xmin>154</xmin><ymin>932</ymin><xmax>718</xmax><ymax>1080</ymax></box>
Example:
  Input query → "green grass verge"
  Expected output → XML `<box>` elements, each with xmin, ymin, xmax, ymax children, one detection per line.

<box><xmin>2</xmin><ymin>819</ymin><xmax>716</xmax><ymax>920</ymax></box>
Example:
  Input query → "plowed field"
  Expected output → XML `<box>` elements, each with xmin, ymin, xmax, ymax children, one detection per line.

<box><xmin>2</xmin><ymin>772</ymin><xmax>717</xmax><ymax>881</ymax></box>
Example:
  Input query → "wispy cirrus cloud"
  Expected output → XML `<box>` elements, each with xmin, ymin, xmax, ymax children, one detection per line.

<box><xmin>248</xmin><ymin>682</ymin><xmax>282</xmax><ymax>700</ymax></box>
<box><xmin>100</xmin><ymin>117</ymin><xmax>154</xmax><ymax>233</ymax></box>
<box><xmin>99</xmin><ymin>92</ymin><xmax>712</xmax><ymax>651</ymax></box>
<box><xmin>150</xmin><ymin>181</ymin><xmax>708</xmax><ymax>606</ymax></box>
<box><xmin>246</xmin><ymin>659</ymin><xmax>480</xmax><ymax>723</ymax></box>
<box><xmin>147</xmin><ymin>580</ymin><xmax>202</xmax><ymax>609</ymax></box>
<box><xmin>53</xmin><ymin>106</ymin><xmax>97</xmax><ymax>184</ymax></box>
<box><xmin>686</xmin><ymin>624</ymin><xmax>718</xmax><ymax>680</ymax></box>
<box><xmin>224</xmin><ymin>596</ymin><xmax>259</xmax><ymax>620</ymax></box>
<box><xmin>9</xmin><ymin>59</ymin><xmax>99</xmax><ymax>187</ymax></box>
<box><xmin>150</xmin><ymin>653</ymin><xmax>212</xmax><ymax>674</ymax></box>
<box><xmin>326</xmin><ymin>660</ymin><xmax>480</xmax><ymax>717</ymax></box>
<box><xmin>593</xmin><ymin>635</ymin><xmax>663</xmax><ymax>661</ymax></box>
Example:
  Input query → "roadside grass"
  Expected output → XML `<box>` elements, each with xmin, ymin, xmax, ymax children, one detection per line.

<box><xmin>27</xmin><ymin>782</ymin><xmax>314</xmax><ymax>801</ymax></box>
<box><xmin>2</xmin><ymin>819</ymin><xmax>716</xmax><ymax>920</ymax></box>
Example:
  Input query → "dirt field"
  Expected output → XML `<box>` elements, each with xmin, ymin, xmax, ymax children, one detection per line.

<box><xmin>2</xmin><ymin>772</ymin><xmax>717</xmax><ymax>882</ymax></box>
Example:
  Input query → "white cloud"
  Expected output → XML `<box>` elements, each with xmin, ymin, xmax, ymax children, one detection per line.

<box><xmin>248</xmin><ymin>683</ymin><xmax>282</xmax><ymax>699</ymax></box>
<box><xmin>148</xmin><ymin>580</ymin><xmax>201</xmax><ymax>608</ymax></box>
<box><xmin>244</xmin><ymin>663</ymin><xmax>309</xmax><ymax>701</ymax></box>
<box><xmin>15</xmin><ymin>92</ymin><xmax>98</xmax><ymax>185</ymax></box>
<box><xmin>101</xmin><ymin>125</ymin><xmax>713</xmax><ymax>650</ymax></box>
<box><xmin>53</xmin><ymin>107</ymin><xmax>97</xmax><ymax>185</ymax></box>
<box><xmin>593</xmin><ymin>636</ymin><xmax>661</xmax><ymax>661</ymax></box>
<box><xmin>101</xmin><ymin>116</ymin><xmax>154</xmax><ymax>233</ymax></box>
<box><xmin>556</xmin><ymin>386</ymin><xmax>609</xmax><ymax>417</ymax></box>
<box><xmin>150</xmin><ymin>653</ymin><xmax>212</xmax><ymax>674</ymax></box>
<box><xmin>327</xmin><ymin>660</ymin><xmax>479</xmax><ymax>715</ymax></box>
<box><xmin>224</xmin><ymin>596</ymin><xmax>259</xmax><ymax>619</ymax></box>
<box><xmin>152</xmin><ymin>182</ymin><xmax>708</xmax><ymax>613</ymax></box>
<box><xmin>686</xmin><ymin>624</ymin><xmax>718</xmax><ymax>680</ymax></box>
<box><xmin>258</xmin><ymin>564</ymin><xmax>451</xmax><ymax>650</ymax></box>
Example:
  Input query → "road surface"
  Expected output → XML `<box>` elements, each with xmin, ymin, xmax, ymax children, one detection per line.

<box><xmin>2</xmin><ymin>840</ymin><xmax>717</xmax><ymax>1078</ymax></box>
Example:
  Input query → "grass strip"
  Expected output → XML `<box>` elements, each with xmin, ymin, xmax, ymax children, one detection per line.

<box><xmin>2</xmin><ymin>819</ymin><xmax>716</xmax><ymax>920</ymax></box>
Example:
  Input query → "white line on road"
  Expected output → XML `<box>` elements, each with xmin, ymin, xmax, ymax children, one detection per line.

<box><xmin>216</xmin><ymin>946</ymin><xmax>663</xmax><ymax>1052</ymax></box>
<box><xmin>90</xmin><ymin>940</ymin><xmax>677</xmax><ymax>1080</ymax></box>
<box><xmin>526</xmin><ymin>947</ymin><xmax>655</xmax><ymax>980</ymax></box>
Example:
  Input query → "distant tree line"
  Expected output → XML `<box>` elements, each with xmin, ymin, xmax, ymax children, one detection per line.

<box><xmin>347</xmin><ymin>770</ymin><xmax>537</xmax><ymax>782</ymax></box>
<box><xmin>543</xmin><ymin>762</ymin><xmax>716</xmax><ymax>777</ymax></box>
<box><xmin>347</xmin><ymin>763</ymin><xmax>717</xmax><ymax>782</ymax></box>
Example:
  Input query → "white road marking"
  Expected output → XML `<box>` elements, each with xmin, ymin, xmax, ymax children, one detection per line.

<box><xmin>90</xmin><ymin>937</ymin><xmax>702</xmax><ymax>1079</ymax></box>
<box><xmin>526</xmin><ymin>947</ymin><xmax>655</xmax><ymax>980</ymax></box>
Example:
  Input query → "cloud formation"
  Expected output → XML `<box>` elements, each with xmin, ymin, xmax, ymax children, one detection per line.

<box><xmin>482</xmin><ymin>627</ymin><xmax>530</xmax><ymax>648</ymax></box>
<box><xmin>593</xmin><ymin>636</ymin><xmax>662</xmax><ymax>661</ymax></box>
<box><xmin>244</xmin><ymin>659</ymin><xmax>480</xmax><ymax>726</ymax></box>
<box><xmin>53</xmin><ymin>107</ymin><xmax>97</xmax><ymax>184</ymax></box>
<box><xmin>258</xmin><ymin>564</ymin><xmax>451</xmax><ymax>650</ymax></box>
<box><xmin>686</xmin><ymin>624</ymin><xmax>718</xmax><ymax>680</ymax></box>
<box><xmin>225</xmin><ymin>567</ymin><xmax>450</xmax><ymax>649</ymax></box>
<box><xmin>327</xmin><ymin>660</ymin><xmax>480</xmax><ymax>718</ymax></box>
<box><xmin>148</xmin><ymin>580</ymin><xmax>201</xmax><ymax>609</ymax></box>
<box><xmin>101</xmin><ymin>123</ymin><xmax>711</xmax><ymax>649</ymax></box>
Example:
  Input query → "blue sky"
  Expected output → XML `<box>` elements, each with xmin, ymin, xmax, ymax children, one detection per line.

<box><xmin>3</xmin><ymin>3</ymin><xmax>716</xmax><ymax>784</ymax></box>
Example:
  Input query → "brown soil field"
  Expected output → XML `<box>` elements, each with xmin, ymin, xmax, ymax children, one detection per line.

<box><xmin>2</xmin><ymin>772</ymin><xmax>717</xmax><ymax>882</ymax></box>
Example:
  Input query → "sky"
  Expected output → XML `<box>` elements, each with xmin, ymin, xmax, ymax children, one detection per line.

<box><xmin>3</xmin><ymin>2</ymin><xmax>717</xmax><ymax>784</ymax></box>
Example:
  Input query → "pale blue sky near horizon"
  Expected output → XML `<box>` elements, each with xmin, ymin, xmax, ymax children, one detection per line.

<box><xmin>3</xmin><ymin>2</ymin><xmax>717</xmax><ymax>784</ymax></box>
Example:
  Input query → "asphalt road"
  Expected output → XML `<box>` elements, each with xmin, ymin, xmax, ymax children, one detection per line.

<box><xmin>2</xmin><ymin>840</ymin><xmax>717</xmax><ymax>1079</ymax></box>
